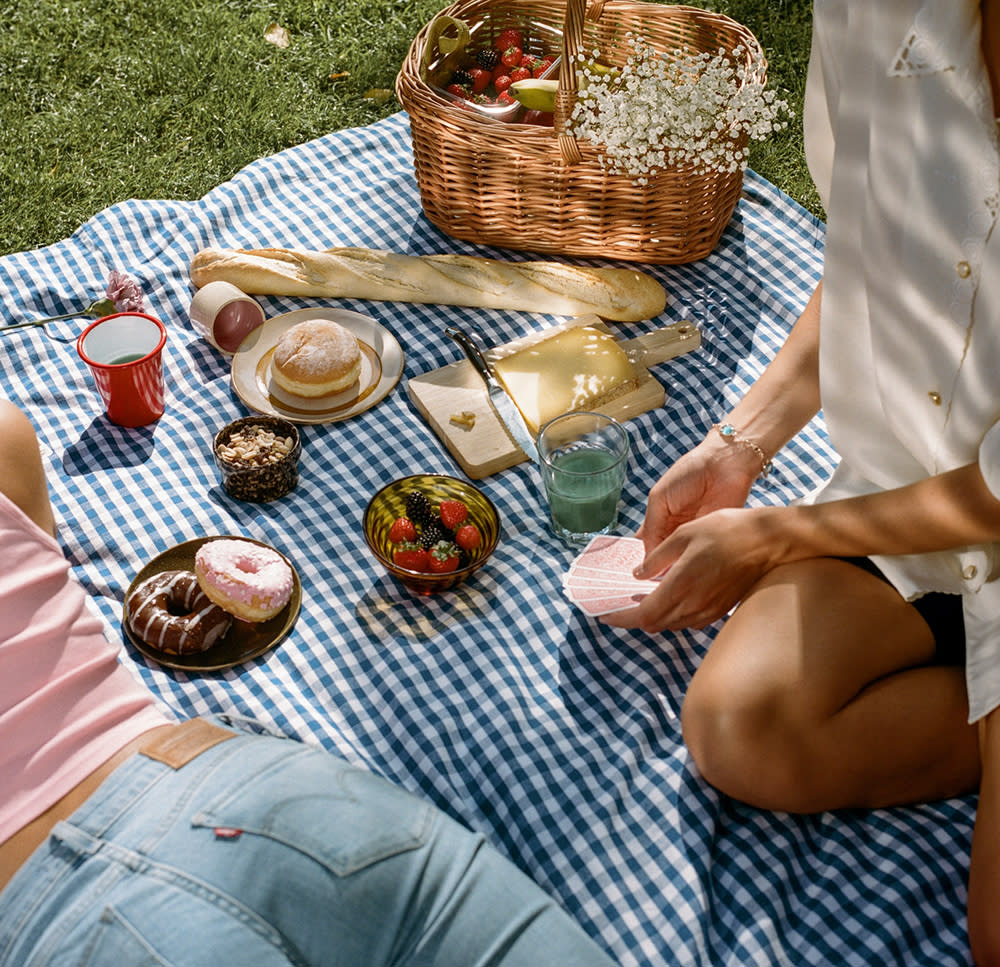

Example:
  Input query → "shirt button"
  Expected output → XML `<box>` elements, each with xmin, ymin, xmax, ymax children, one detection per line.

<box><xmin>963</xmin><ymin>564</ymin><xmax>978</xmax><ymax>580</ymax></box>
<box><xmin>956</xmin><ymin>260</ymin><xmax>972</xmax><ymax>278</ymax></box>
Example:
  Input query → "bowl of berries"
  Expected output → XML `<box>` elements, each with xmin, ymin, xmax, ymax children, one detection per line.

<box><xmin>428</xmin><ymin>21</ymin><xmax>560</xmax><ymax>125</ymax></box>
<box><xmin>363</xmin><ymin>474</ymin><xmax>501</xmax><ymax>594</ymax></box>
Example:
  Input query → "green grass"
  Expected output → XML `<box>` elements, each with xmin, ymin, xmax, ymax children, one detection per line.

<box><xmin>0</xmin><ymin>0</ymin><xmax>817</xmax><ymax>257</ymax></box>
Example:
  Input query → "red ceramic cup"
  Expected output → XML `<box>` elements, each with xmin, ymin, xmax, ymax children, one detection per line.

<box><xmin>76</xmin><ymin>312</ymin><xmax>168</xmax><ymax>427</ymax></box>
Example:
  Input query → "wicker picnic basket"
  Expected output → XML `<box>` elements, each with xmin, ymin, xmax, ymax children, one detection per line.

<box><xmin>396</xmin><ymin>0</ymin><xmax>766</xmax><ymax>264</ymax></box>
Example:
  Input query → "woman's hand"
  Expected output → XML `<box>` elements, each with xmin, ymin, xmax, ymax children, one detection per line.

<box><xmin>600</xmin><ymin>438</ymin><xmax>767</xmax><ymax>632</ymax></box>
<box><xmin>634</xmin><ymin>438</ymin><xmax>758</xmax><ymax>559</ymax></box>
<box><xmin>604</xmin><ymin>506</ymin><xmax>781</xmax><ymax>632</ymax></box>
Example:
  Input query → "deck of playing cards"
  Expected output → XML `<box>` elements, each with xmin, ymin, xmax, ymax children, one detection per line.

<box><xmin>563</xmin><ymin>535</ymin><xmax>660</xmax><ymax>616</ymax></box>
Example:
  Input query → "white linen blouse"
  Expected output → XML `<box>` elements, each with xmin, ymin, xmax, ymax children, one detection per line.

<box><xmin>803</xmin><ymin>0</ymin><xmax>1000</xmax><ymax>721</ymax></box>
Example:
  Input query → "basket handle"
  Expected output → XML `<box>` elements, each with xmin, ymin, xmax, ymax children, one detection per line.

<box><xmin>419</xmin><ymin>14</ymin><xmax>471</xmax><ymax>87</ymax></box>
<box><xmin>555</xmin><ymin>0</ymin><xmax>602</xmax><ymax>164</ymax></box>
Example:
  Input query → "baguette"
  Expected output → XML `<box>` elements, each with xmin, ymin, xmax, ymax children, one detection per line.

<box><xmin>189</xmin><ymin>246</ymin><xmax>666</xmax><ymax>322</ymax></box>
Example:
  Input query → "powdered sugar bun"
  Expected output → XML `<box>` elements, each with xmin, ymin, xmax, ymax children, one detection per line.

<box><xmin>271</xmin><ymin>318</ymin><xmax>361</xmax><ymax>397</ymax></box>
<box><xmin>195</xmin><ymin>538</ymin><xmax>294</xmax><ymax>622</ymax></box>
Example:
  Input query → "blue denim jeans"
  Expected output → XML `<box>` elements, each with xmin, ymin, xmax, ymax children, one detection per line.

<box><xmin>0</xmin><ymin>718</ymin><xmax>616</xmax><ymax>967</ymax></box>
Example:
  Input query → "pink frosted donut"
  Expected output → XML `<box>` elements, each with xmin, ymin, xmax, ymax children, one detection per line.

<box><xmin>194</xmin><ymin>538</ymin><xmax>293</xmax><ymax>622</ymax></box>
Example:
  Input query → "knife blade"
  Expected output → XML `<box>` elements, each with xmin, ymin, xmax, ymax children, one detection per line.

<box><xmin>445</xmin><ymin>325</ymin><xmax>539</xmax><ymax>463</ymax></box>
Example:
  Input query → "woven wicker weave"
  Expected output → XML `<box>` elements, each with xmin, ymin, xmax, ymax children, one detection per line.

<box><xmin>396</xmin><ymin>0</ymin><xmax>765</xmax><ymax>264</ymax></box>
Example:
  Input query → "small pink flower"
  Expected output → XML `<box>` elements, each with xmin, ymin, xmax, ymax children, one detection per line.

<box><xmin>5</xmin><ymin>269</ymin><xmax>147</xmax><ymax>334</ymax></box>
<box><xmin>105</xmin><ymin>270</ymin><xmax>144</xmax><ymax>313</ymax></box>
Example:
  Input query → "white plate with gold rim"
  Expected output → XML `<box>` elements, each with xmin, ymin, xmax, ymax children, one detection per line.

<box><xmin>230</xmin><ymin>308</ymin><xmax>404</xmax><ymax>424</ymax></box>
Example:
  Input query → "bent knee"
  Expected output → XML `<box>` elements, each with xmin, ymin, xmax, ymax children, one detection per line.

<box><xmin>681</xmin><ymin>668</ymin><xmax>823</xmax><ymax>813</ymax></box>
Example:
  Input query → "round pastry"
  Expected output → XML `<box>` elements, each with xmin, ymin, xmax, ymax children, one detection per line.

<box><xmin>127</xmin><ymin>570</ymin><xmax>232</xmax><ymax>655</ymax></box>
<box><xmin>195</xmin><ymin>538</ymin><xmax>294</xmax><ymax>622</ymax></box>
<box><xmin>271</xmin><ymin>319</ymin><xmax>362</xmax><ymax>397</ymax></box>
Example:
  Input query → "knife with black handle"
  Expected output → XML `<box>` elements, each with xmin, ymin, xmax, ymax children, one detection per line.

<box><xmin>445</xmin><ymin>325</ymin><xmax>539</xmax><ymax>464</ymax></box>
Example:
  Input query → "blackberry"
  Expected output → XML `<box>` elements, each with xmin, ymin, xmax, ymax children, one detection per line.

<box><xmin>476</xmin><ymin>48</ymin><xmax>499</xmax><ymax>70</ymax></box>
<box><xmin>419</xmin><ymin>521</ymin><xmax>449</xmax><ymax>549</ymax></box>
<box><xmin>404</xmin><ymin>490</ymin><xmax>433</xmax><ymax>525</ymax></box>
<box><xmin>458</xmin><ymin>549</ymin><xmax>472</xmax><ymax>569</ymax></box>
<box><xmin>452</xmin><ymin>68</ymin><xmax>474</xmax><ymax>87</ymax></box>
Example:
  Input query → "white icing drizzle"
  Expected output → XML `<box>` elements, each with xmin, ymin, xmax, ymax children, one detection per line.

<box><xmin>128</xmin><ymin>570</ymin><xmax>231</xmax><ymax>654</ymax></box>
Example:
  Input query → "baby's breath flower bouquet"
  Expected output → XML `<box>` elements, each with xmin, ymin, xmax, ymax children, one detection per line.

<box><xmin>570</xmin><ymin>35</ymin><xmax>791</xmax><ymax>185</ymax></box>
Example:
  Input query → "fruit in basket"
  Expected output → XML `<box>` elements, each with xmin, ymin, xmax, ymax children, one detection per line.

<box><xmin>522</xmin><ymin>110</ymin><xmax>554</xmax><ymax>127</ymax></box>
<box><xmin>509</xmin><ymin>78</ymin><xmax>558</xmax><ymax>113</ymax></box>
<box><xmin>469</xmin><ymin>67</ymin><xmax>491</xmax><ymax>94</ymax></box>
<box><xmin>476</xmin><ymin>48</ymin><xmax>499</xmax><ymax>70</ymax></box>
<box><xmin>501</xmin><ymin>46</ymin><xmax>523</xmax><ymax>69</ymax></box>
<box><xmin>494</xmin><ymin>28</ymin><xmax>524</xmax><ymax>52</ymax></box>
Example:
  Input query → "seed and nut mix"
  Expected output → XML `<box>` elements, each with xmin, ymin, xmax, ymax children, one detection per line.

<box><xmin>216</xmin><ymin>425</ymin><xmax>295</xmax><ymax>465</ymax></box>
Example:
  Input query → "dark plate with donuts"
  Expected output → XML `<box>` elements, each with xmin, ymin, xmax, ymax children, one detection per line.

<box><xmin>122</xmin><ymin>536</ymin><xmax>302</xmax><ymax>672</ymax></box>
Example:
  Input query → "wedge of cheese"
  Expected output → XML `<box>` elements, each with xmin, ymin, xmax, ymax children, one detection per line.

<box><xmin>492</xmin><ymin>326</ymin><xmax>638</xmax><ymax>434</ymax></box>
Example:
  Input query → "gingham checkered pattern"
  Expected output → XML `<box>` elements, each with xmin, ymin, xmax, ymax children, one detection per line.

<box><xmin>0</xmin><ymin>113</ymin><xmax>973</xmax><ymax>966</ymax></box>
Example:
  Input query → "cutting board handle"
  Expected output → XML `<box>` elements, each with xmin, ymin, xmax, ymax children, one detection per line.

<box><xmin>622</xmin><ymin>320</ymin><xmax>700</xmax><ymax>367</ymax></box>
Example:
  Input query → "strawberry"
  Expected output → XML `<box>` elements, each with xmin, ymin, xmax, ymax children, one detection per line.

<box><xmin>495</xmin><ymin>28</ymin><xmax>524</xmax><ymax>52</ymax></box>
<box><xmin>509</xmin><ymin>66</ymin><xmax>531</xmax><ymax>83</ymax></box>
<box><xmin>455</xmin><ymin>524</ymin><xmax>481</xmax><ymax>552</ymax></box>
<box><xmin>469</xmin><ymin>67</ymin><xmax>491</xmax><ymax>94</ymax></box>
<box><xmin>496</xmin><ymin>91</ymin><xmax>516</xmax><ymax>106</ymax></box>
<box><xmin>393</xmin><ymin>541</ymin><xmax>429</xmax><ymax>572</ymax></box>
<box><xmin>388</xmin><ymin>517</ymin><xmax>416</xmax><ymax>543</ymax></box>
<box><xmin>439</xmin><ymin>499</ymin><xmax>468</xmax><ymax>530</ymax></box>
<box><xmin>500</xmin><ymin>45</ymin><xmax>523</xmax><ymax>69</ymax></box>
<box><xmin>520</xmin><ymin>53</ymin><xmax>538</xmax><ymax>74</ymax></box>
<box><xmin>532</xmin><ymin>59</ymin><xmax>552</xmax><ymax>78</ymax></box>
<box><xmin>446</xmin><ymin>82</ymin><xmax>468</xmax><ymax>98</ymax></box>
<box><xmin>428</xmin><ymin>541</ymin><xmax>461</xmax><ymax>574</ymax></box>
<box><xmin>493</xmin><ymin>73</ymin><xmax>513</xmax><ymax>94</ymax></box>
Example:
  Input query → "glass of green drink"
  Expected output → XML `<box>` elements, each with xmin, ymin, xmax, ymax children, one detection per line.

<box><xmin>537</xmin><ymin>412</ymin><xmax>630</xmax><ymax>545</ymax></box>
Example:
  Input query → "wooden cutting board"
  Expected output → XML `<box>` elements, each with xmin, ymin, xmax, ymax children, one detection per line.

<box><xmin>407</xmin><ymin>314</ymin><xmax>701</xmax><ymax>479</ymax></box>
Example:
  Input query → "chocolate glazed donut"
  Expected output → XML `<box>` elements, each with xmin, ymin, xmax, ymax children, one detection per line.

<box><xmin>127</xmin><ymin>570</ymin><xmax>232</xmax><ymax>655</ymax></box>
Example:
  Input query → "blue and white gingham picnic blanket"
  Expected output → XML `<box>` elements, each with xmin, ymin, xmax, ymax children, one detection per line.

<box><xmin>0</xmin><ymin>112</ymin><xmax>973</xmax><ymax>966</ymax></box>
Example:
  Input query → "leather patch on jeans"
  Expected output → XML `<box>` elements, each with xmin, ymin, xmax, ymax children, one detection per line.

<box><xmin>139</xmin><ymin>719</ymin><xmax>235</xmax><ymax>769</ymax></box>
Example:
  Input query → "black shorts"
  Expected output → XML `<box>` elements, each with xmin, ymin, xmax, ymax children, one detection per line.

<box><xmin>840</xmin><ymin>556</ymin><xmax>966</xmax><ymax>666</ymax></box>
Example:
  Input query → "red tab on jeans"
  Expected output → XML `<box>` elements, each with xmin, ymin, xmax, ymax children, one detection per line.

<box><xmin>213</xmin><ymin>827</ymin><xmax>243</xmax><ymax>840</ymax></box>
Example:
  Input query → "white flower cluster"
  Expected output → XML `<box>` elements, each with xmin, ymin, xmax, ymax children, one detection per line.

<box><xmin>569</xmin><ymin>36</ymin><xmax>791</xmax><ymax>184</ymax></box>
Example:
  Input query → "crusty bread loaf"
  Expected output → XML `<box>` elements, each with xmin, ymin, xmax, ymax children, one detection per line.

<box><xmin>190</xmin><ymin>246</ymin><xmax>666</xmax><ymax>322</ymax></box>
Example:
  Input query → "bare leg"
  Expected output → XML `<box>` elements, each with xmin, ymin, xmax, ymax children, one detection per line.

<box><xmin>970</xmin><ymin>707</ymin><xmax>1000</xmax><ymax>966</ymax></box>
<box><xmin>681</xmin><ymin>557</ymin><xmax>979</xmax><ymax>812</ymax></box>
<box><xmin>0</xmin><ymin>399</ymin><xmax>56</xmax><ymax>537</ymax></box>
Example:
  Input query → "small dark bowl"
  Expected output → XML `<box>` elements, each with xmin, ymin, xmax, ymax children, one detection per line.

<box><xmin>363</xmin><ymin>473</ymin><xmax>501</xmax><ymax>594</ymax></box>
<box><xmin>213</xmin><ymin>416</ymin><xmax>301</xmax><ymax>503</ymax></box>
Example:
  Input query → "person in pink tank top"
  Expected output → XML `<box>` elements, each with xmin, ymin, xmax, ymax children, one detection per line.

<box><xmin>0</xmin><ymin>399</ymin><xmax>617</xmax><ymax>967</ymax></box>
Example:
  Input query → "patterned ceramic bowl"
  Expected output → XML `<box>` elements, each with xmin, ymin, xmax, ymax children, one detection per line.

<box><xmin>363</xmin><ymin>473</ymin><xmax>501</xmax><ymax>594</ymax></box>
<box><xmin>213</xmin><ymin>416</ymin><xmax>301</xmax><ymax>503</ymax></box>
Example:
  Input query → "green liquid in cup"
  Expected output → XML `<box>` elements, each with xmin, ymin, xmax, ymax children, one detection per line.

<box><xmin>546</xmin><ymin>447</ymin><xmax>622</xmax><ymax>536</ymax></box>
<box><xmin>109</xmin><ymin>352</ymin><xmax>147</xmax><ymax>365</ymax></box>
